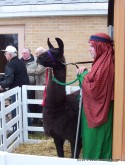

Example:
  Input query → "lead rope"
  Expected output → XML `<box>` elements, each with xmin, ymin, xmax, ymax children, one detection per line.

<box><xmin>52</xmin><ymin>75</ymin><xmax>80</xmax><ymax>86</ymax></box>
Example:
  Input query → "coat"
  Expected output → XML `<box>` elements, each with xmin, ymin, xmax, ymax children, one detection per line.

<box><xmin>27</xmin><ymin>59</ymin><xmax>46</xmax><ymax>100</ymax></box>
<box><xmin>20</xmin><ymin>54</ymin><xmax>37</xmax><ymax>85</ymax></box>
<box><xmin>1</xmin><ymin>56</ymin><xmax>30</xmax><ymax>89</ymax></box>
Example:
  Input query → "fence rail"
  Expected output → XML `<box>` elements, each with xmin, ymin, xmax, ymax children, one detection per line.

<box><xmin>0</xmin><ymin>85</ymin><xmax>80</xmax><ymax>151</ymax></box>
<box><xmin>0</xmin><ymin>87</ymin><xmax>22</xmax><ymax>152</ymax></box>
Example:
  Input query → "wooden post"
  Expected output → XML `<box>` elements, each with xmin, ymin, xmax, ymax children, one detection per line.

<box><xmin>113</xmin><ymin>0</ymin><xmax>125</xmax><ymax>160</ymax></box>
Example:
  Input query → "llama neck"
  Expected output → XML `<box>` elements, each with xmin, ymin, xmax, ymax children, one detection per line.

<box><xmin>53</xmin><ymin>67</ymin><xmax>66</xmax><ymax>83</ymax></box>
<box><xmin>46</xmin><ymin>67</ymin><xmax>66</xmax><ymax>107</ymax></box>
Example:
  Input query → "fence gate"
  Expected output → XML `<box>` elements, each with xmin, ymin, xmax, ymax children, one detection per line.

<box><xmin>0</xmin><ymin>87</ymin><xmax>22</xmax><ymax>152</ymax></box>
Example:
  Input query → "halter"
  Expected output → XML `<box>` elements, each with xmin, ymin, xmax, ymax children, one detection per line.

<box><xmin>47</xmin><ymin>50</ymin><xmax>55</xmax><ymax>62</ymax></box>
<box><xmin>46</xmin><ymin>50</ymin><xmax>92</xmax><ymax>85</ymax></box>
<box><xmin>47</xmin><ymin>50</ymin><xmax>93</xmax><ymax>68</ymax></box>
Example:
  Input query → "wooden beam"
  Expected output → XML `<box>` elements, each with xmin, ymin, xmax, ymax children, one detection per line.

<box><xmin>112</xmin><ymin>0</ymin><xmax>125</xmax><ymax>160</ymax></box>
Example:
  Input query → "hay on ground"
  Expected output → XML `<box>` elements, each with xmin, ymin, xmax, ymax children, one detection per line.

<box><xmin>12</xmin><ymin>132</ymin><xmax>82</xmax><ymax>158</ymax></box>
<box><xmin>13</xmin><ymin>139</ymin><xmax>71</xmax><ymax>158</ymax></box>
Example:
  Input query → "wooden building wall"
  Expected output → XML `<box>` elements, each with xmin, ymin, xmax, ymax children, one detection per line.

<box><xmin>113</xmin><ymin>0</ymin><xmax>125</xmax><ymax>160</ymax></box>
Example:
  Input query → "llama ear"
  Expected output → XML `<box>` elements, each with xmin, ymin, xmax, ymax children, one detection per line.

<box><xmin>55</xmin><ymin>38</ymin><xmax>64</xmax><ymax>52</ymax></box>
<box><xmin>47</xmin><ymin>38</ymin><xmax>54</xmax><ymax>49</ymax></box>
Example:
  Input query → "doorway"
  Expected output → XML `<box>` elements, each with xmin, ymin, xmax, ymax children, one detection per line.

<box><xmin>0</xmin><ymin>25</ymin><xmax>25</xmax><ymax>73</ymax></box>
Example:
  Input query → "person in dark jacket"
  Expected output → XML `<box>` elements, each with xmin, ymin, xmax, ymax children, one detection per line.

<box><xmin>20</xmin><ymin>48</ymin><xmax>37</xmax><ymax>116</ymax></box>
<box><xmin>0</xmin><ymin>46</ymin><xmax>30</xmax><ymax>90</ymax></box>
<box><xmin>21</xmin><ymin>48</ymin><xmax>36</xmax><ymax>85</ymax></box>
<box><xmin>0</xmin><ymin>45</ymin><xmax>30</xmax><ymax>131</ymax></box>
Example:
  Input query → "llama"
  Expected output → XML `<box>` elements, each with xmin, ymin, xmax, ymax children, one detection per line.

<box><xmin>37</xmin><ymin>38</ymin><xmax>82</xmax><ymax>158</ymax></box>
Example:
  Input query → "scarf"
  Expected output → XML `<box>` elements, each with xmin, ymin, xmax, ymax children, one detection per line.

<box><xmin>82</xmin><ymin>33</ymin><xmax>114</xmax><ymax>128</ymax></box>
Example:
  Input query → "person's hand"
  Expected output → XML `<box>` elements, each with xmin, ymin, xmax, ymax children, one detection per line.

<box><xmin>77</xmin><ymin>67</ymin><xmax>87</xmax><ymax>75</ymax></box>
<box><xmin>0</xmin><ymin>86</ymin><xmax>4</xmax><ymax>91</ymax></box>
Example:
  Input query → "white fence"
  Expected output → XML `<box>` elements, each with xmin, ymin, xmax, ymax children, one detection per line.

<box><xmin>0</xmin><ymin>87</ymin><xmax>22</xmax><ymax>152</ymax></box>
<box><xmin>0</xmin><ymin>85</ymin><xmax>80</xmax><ymax>151</ymax></box>
<box><xmin>0</xmin><ymin>151</ymin><xmax>120</xmax><ymax>165</ymax></box>
<box><xmin>22</xmin><ymin>85</ymin><xmax>45</xmax><ymax>143</ymax></box>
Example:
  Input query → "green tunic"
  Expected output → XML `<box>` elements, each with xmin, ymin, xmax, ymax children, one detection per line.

<box><xmin>78</xmin><ymin>71</ymin><xmax>113</xmax><ymax>160</ymax></box>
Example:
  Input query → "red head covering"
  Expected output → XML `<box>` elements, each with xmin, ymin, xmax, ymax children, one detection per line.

<box><xmin>82</xmin><ymin>33</ymin><xmax>114</xmax><ymax>128</ymax></box>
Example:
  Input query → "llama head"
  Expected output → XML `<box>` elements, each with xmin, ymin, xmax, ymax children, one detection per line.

<box><xmin>37</xmin><ymin>38</ymin><xmax>65</xmax><ymax>68</ymax></box>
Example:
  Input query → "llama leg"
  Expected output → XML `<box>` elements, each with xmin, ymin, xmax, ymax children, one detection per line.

<box><xmin>70</xmin><ymin>139</ymin><xmax>82</xmax><ymax>158</ymax></box>
<box><xmin>54</xmin><ymin>137</ymin><xmax>64</xmax><ymax>157</ymax></box>
<box><xmin>70</xmin><ymin>142</ymin><xmax>75</xmax><ymax>158</ymax></box>
<box><xmin>75</xmin><ymin>140</ymin><xmax>82</xmax><ymax>158</ymax></box>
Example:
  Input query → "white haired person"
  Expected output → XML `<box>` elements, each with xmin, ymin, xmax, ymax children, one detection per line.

<box><xmin>0</xmin><ymin>46</ymin><xmax>29</xmax><ymax>90</ymax></box>
<box><xmin>27</xmin><ymin>47</ymin><xmax>47</xmax><ymax>125</ymax></box>
<box><xmin>0</xmin><ymin>45</ymin><xmax>30</xmax><ymax>131</ymax></box>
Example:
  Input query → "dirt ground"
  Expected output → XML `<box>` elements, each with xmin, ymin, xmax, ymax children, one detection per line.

<box><xmin>12</xmin><ymin>134</ymin><xmax>78</xmax><ymax>158</ymax></box>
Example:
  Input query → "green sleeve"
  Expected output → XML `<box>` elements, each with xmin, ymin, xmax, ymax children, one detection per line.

<box><xmin>78</xmin><ymin>70</ymin><xmax>88</xmax><ymax>88</ymax></box>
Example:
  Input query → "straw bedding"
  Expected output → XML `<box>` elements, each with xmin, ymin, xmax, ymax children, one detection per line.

<box><xmin>12</xmin><ymin>136</ymin><xmax>72</xmax><ymax>158</ymax></box>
